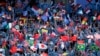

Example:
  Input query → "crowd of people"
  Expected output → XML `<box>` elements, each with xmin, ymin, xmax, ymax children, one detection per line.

<box><xmin>0</xmin><ymin>0</ymin><xmax>100</xmax><ymax>56</ymax></box>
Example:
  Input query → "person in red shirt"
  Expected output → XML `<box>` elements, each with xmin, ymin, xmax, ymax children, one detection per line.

<box><xmin>70</xmin><ymin>34</ymin><xmax>77</xmax><ymax>42</ymax></box>
<box><xmin>33</xmin><ymin>32</ymin><xmax>40</xmax><ymax>40</ymax></box>
<box><xmin>70</xmin><ymin>34</ymin><xmax>77</xmax><ymax>48</ymax></box>
<box><xmin>10</xmin><ymin>45</ymin><xmax>17</xmax><ymax>55</ymax></box>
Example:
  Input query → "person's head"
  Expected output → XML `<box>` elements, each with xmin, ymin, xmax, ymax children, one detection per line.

<box><xmin>71</xmin><ymin>33</ymin><xmax>74</xmax><ymax>37</ymax></box>
<box><xmin>63</xmin><ymin>48</ymin><xmax>66</xmax><ymax>52</ymax></box>
<box><xmin>89</xmin><ymin>50</ymin><xmax>92</xmax><ymax>53</ymax></box>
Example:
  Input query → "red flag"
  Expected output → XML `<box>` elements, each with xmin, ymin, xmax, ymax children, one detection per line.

<box><xmin>61</xmin><ymin>35</ymin><xmax>69</xmax><ymax>42</ymax></box>
<box><xmin>10</xmin><ymin>45</ymin><xmax>17</xmax><ymax>54</ymax></box>
<box><xmin>41</xmin><ymin>44</ymin><xmax>45</xmax><ymax>48</ymax></box>
<box><xmin>39</xmin><ymin>43</ymin><xmax>47</xmax><ymax>49</ymax></box>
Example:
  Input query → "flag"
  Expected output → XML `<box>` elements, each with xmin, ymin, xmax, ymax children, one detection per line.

<box><xmin>76</xmin><ymin>44</ymin><xmax>85</xmax><ymax>51</ymax></box>
<box><xmin>76</xmin><ymin>40</ymin><xmax>85</xmax><ymax>51</ymax></box>
<box><xmin>90</xmin><ymin>43</ymin><xmax>99</xmax><ymax>51</ymax></box>
<box><xmin>39</xmin><ymin>43</ymin><xmax>47</xmax><ymax>50</ymax></box>
<box><xmin>10</xmin><ymin>45</ymin><xmax>17</xmax><ymax>54</ymax></box>
<box><xmin>61</xmin><ymin>35</ymin><xmax>69</xmax><ymax>42</ymax></box>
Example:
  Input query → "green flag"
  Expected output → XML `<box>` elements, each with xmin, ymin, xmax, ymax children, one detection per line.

<box><xmin>90</xmin><ymin>44</ymin><xmax>99</xmax><ymax>51</ymax></box>
<box><xmin>76</xmin><ymin>44</ymin><xmax>85</xmax><ymax>51</ymax></box>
